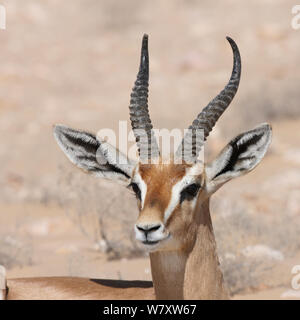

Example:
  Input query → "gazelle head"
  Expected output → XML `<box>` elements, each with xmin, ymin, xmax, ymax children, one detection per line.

<box><xmin>54</xmin><ymin>35</ymin><xmax>272</xmax><ymax>253</ymax></box>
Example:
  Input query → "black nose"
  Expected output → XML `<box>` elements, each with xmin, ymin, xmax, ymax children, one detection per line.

<box><xmin>136</xmin><ymin>224</ymin><xmax>161</xmax><ymax>236</ymax></box>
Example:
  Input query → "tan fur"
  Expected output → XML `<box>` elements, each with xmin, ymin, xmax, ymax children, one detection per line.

<box><xmin>150</xmin><ymin>197</ymin><xmax>228</xmax><ymax>300</ymax></box>
<box><xmin>6</xmin><ymin>278</ymin><xmax>154</xmax><ymax>300</ymax></box>
<box><xmin>139</xmin><ymin>162</ymin><xmax>191</xmax><ymax>212</ymax></box>
<box><xmin>135</xmin><ymin>161</ymin><xmax>228</xmax><ymax>299</ymax></box>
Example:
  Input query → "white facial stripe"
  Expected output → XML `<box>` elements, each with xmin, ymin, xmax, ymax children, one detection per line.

<box><xmin>133</xmin><ymin>170</ymin><xmax>147</xmax><ymax>209</ymax></box>
<box><xmin>164</xmin><ymin>180</ymin><xmax>186</xmax><ymax>223</ymax></box>
<box><xmin>164</xmin><ymin>163</ymin><xmax>203</xmax><ymax>223</ymax></box>
<box><xmin>187</xmin><ymin>162</ymin><xmax>204</xmax><ymax>177</ymax></box>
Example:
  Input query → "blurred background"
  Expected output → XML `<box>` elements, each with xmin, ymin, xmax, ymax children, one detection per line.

<box><xmin>0</xmin><ymin>0</ymin><xmax>299</xmax><ymax>299</ymax></box>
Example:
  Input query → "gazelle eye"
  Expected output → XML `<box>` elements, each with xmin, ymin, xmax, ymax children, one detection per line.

<box><xmin>128</xmin><ymin>182</ymin><xmax>141</xmax><ymax>201</ymax></box>
<box><xmin>180</xmin><ymin>183</ymin><xmax>200</xmax><ymax>204</ymax></box>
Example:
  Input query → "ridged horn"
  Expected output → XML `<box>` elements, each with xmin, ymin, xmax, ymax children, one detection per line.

<box><xmin>176</xmin><ymin>36</ymin><xmax>241</xmax><ymax>163</ymax></box>
<box><xmin>129</xmin><ymin>34</ymin><xmax>160</xmax><ymax>161</ymax></box>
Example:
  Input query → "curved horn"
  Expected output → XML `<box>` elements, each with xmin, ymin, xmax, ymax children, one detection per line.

<box><xmin>176</xmin><ymin>36</ymin><xmax>241</xmax><ymax>162</ymax></box>
<box><xmin>129</xmin><ymin>34</ymin><xmax>160</xmax><ymax>162</ymax></box>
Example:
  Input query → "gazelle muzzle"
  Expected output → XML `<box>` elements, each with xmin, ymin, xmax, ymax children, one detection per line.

<box><xmin>135</xmin><ymin>221</ymin><xmax>169</xmax><ymax>247</ymax></box>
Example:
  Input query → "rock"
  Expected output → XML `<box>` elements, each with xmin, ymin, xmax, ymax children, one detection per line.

<box><xmin>241</xmin><ymin>244</ymin><xmax>284</xmax><ymax>261</ymax></box>
<box><xmin>224</xmin><ymin>252</ymin><xmax>236</xmax><ymax>261</ymax></box>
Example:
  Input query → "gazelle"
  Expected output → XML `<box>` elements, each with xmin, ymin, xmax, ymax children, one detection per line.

<box><xmin>0</xmin><ymin>35</ymin><xmax>271</xmax><ymax>300</ymax></box>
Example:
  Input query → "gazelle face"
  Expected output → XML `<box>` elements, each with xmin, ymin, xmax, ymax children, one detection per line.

<box><xmin>131</xmin><ymin>161</ymin><xmax>205</xmax><ymax>251</ymax></box>
<box><xmin>54</xmin><ymin>122</ymin><xmax>272</xmax><ymax>253</ymax></box>
<box><xmin>53</xmin><ymin>35</ymin><xmax>272</xmax><ymax>255</ymax></box>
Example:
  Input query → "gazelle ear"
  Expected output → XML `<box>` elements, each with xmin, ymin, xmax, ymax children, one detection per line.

<box><xmin>53</xmin><ymin>125</ymin><xmax>136</xmax><ymax>184</ymax></box>
<box><xmin>205</xmin><ymin>123</ymin><xmax>272</xmax><ymax>193</ymax></box>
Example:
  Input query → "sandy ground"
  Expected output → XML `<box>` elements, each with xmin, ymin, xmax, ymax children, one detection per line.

<box><xmin>0</xmin><ymin>0</ymin><xmax>299</xmax><ymax>299</ymax></box>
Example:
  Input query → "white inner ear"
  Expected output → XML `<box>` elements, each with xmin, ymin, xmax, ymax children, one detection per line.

<box><xmin>54</xmin><ymin>124</ymin><xmax>101</xmax><ymax>172</ymax></box>
<box><xmin>205</xmin><ymin>123</ymin><xmax>272</xmax><ymax>193</ymax></box>
<box><xmin>53</xmin><ymin>124</ymin><xmax>136</xmax><ymax>185</ymax></box>
<box><xmin>233</xmin><ymin>129</ymin><xmax>270</xmax><ymax>168</ymax></box>
<box><xmin>97</xmin><ymin>140</ymin><xmax>136</xmax><ymax>179</ymax></box>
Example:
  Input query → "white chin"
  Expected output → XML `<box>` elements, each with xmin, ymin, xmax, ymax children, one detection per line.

<box><xmin>137</xmin><ymin>240</ymin><xmax>160</xmax><ymax>251</ymax></box>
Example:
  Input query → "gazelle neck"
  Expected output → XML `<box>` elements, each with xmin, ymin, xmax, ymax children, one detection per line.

<box><xmin>150</xmin><ymin>199</ymin><xmax>228</xmax><ymax>300</ymax></box>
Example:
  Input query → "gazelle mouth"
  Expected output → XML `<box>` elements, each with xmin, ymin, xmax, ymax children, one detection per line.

<box><xmin>142</xmin><ymin>240</ymin><xmax>159</xmax><ymax>245</ymax></box>
<box><xmin>141</xmin><ymin>234</ymin><xmax>171</xmax><ymax>246</ymax></box>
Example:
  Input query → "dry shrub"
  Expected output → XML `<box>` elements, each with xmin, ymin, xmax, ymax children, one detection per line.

<box><xmin>0</xmin><ymin>235</ymin><xmax>33</xmax><ymax>269</ymax></box>
<box><xmin>57</xmin><ymin>164</ymin><xmax>145</xmax><ymax>260</ymax></box>
<box><xmin>212</xmin><ymin>197</ymin><xmax>300</xmax><ymax>295</ymax></box>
